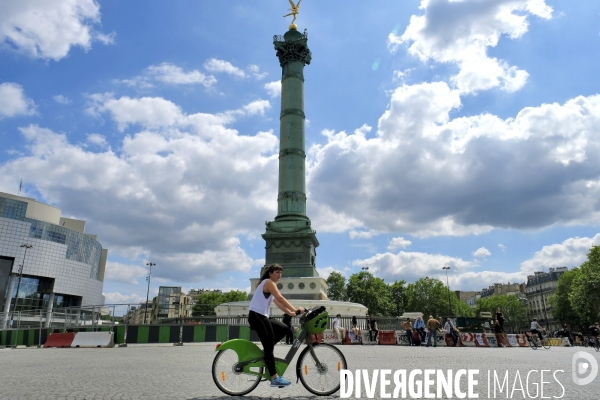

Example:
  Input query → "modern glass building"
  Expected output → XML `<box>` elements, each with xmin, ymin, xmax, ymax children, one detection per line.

<box><xmin>0</xmin><ymin>191</ymin><xmax>107</xmax><ymax>323</ymax></box>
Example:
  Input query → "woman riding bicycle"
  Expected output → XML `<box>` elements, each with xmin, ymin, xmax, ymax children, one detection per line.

<box><xmin>530</xmin><ymin>318</ymin><xmax>544</xmax><ymax>341</ymax></box>
<box><xmin>248</xmin><ymin>264</ymin><xmax>304</xmax><ymax>388</ymax></box>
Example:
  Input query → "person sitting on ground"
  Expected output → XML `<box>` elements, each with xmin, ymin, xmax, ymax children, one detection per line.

<box><xmin>426</xmin><ymin>315</ymin><xmax>441</xmax><ymax>347</ymax></box>
<box><xmin>402</xmin><ymin>318</ymin><xmax>414</xmax><ymax>346</ymax></box>
<box><xmin>367</xmin><ymin>314</ymin><xmax>379</xmax><ymax>342</ymax></box>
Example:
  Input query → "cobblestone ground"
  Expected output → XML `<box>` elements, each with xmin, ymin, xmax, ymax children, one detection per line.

<box><xmin>0</xmin><ymin>343</ymin><xmax>598</xmax><ymax>399</ymax></box>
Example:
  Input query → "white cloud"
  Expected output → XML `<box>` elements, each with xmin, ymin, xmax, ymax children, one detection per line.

<box><xmin>0</xmin><ymin>0</ymin><xmax>114</xmax><ymax>60</ymax></box>
<box><xmin>389</xmin><ymin>0</ymin><xmax>552</xmax><ymax>93</ymax></box>
<box><xmin>119</xmin><ymin>63</ymin><xmax>217</xmax><ymax>89</ymax></box>
<box><xmin>498</xmin><ymin>244</ymin><xmax>507</xmax><ymax>252</ymax></box>
<box><xmin>204</xmin><ymin>58</ymin><xmax>246</xmax><ymax>78</ymax></box>
<box><xmin>388</xmin><ymin>237</ymin><xmax>412</xmax><ymax>250</ymax></box>
<box><xmin>264</xmin><ymin>81</ymin><xmax>281</xmax><ymax>98</ymax></box>
<box><xmin>242</xmin><ymin>99</ymin><xmax>271</xmax><ymax>116</ymax></box>
<box><xmin>247</xmin><ymin>64</ymin><xmax>267</xmax><ymax>80</ymax></box>
<box><xmin>0</xmin><ymin>82</ymin><xmax>36</xmax><ymax>119</ymax></box>
<box><xmin>520</xmin><ymin>234</ymin><xmax>600</xmax><ymax>274</ymax></box>
<box><xmin>103</xmin><ymin>291</ymin><xmax>145</xmax><ymax>304</ymax></box>
<box><xmin>472</xmin><ymin>247</ymin><xmax>491</xmax><ymax>258</ymax></box>
<box><xmin>0</xmin><ymin>105</ymin><xmax>278</xmax><ymax>282</ymax></box>
<box><xmin>307</xmin><ymin>82</ymin><xmax>600</xmax><ymax>237</ymax></box>
<box><xmin>86</xmin><ymin>133</ymin><xmax>107</xmax><ymax>147</ymax></box>
<box><xmin>53</xmin><ymin>95</ymin><xmax>71</xmax><ymax>104</ymax></box>
<box><xmin>349</xmin><ymin>229</ymin><xmax>380</xmax><ymax>239</ymax></box>
<box><xmin>105</xmin><ymin>261</ymin><xmax>147</xmax><ymax>284</ymax></box>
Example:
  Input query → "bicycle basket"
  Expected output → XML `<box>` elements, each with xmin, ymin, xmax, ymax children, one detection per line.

<box><xmin>306</xmin><ymin>310</ymin><xmax>329</xmax><ymax>334</ymax></box>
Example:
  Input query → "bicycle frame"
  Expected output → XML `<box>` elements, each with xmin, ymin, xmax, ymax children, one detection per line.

<box><xmin>216</xmin><ymin>312</ymin><xmax>324</xmax><ymax>381</ymax></box>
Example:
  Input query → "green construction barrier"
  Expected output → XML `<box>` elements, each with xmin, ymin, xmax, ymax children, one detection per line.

<box><xmin>238</xmin><ymin>326</ymin><xmax>251</xmax><ymax>340</ymax></box>
<box><xmin>27</xmin><ymin>329</ymin><xmax>34</xmax><ymax>346</ymax></box>
<box><xmin>159</xmin><ymin>326</ymin><xmax>170</xmax><ymax>343</ymax></box>
<box><xmin>115</xmin><ymin>325</ymin><xmax>125</xmax><ymax>344</ymax></box>
<box><xmin>137</xmin><ymin>326</ymin><xmax>149</xmax><ymax>343</ymax></box>
<box><xmin>216</xmin><ymin>325</ymin><xmax>227</xmax><ymax>342</ymax></box>
<box><xmin>194</xmin><ymin>325</ymin><xmax>205</xmax><ymax>342</ymax></box>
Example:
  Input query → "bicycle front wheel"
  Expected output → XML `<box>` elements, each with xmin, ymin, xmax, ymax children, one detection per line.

<box><xmin>297</xmin><ymin>343</ymin><xmax>347</xmax><ymax>396</ymax></box>
<box><xmin>212</xmin><ymin>349</ymin><xmax>263</xmax><ymax>396</ymax></box>
<box><xmin>541</xmin><ymin>338</ymin><xmax>551</xmax><ymax>350</ymax></box>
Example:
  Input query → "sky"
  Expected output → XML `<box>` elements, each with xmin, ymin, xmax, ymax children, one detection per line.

<box><xmin>1</xmin><ymin>0</ymin><xmax>600</xmax><ymax>306</ymax></box>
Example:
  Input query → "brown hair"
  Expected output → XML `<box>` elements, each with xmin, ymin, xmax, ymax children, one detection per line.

<box><xmin>257</xmin><ymin>264</ymin><xmax>283</xmax><ymax>287</ymax></box>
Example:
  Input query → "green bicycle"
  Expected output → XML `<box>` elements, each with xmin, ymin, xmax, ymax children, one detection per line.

<box><xmin>212</xmin><ymin>306</ymin><xmax>348</xmax><ymax>396</ymax></box>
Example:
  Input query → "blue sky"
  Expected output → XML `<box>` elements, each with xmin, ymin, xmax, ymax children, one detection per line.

<box><xmin>1</xmin><ymin>0</ymin><xmax>600</xmax><ymax>305</ymax></box>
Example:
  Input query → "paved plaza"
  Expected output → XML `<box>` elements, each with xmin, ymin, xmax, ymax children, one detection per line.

<box><xmin>0</xmin><ymin>343</ymin><xmax>598</xmax><ymax>399</ymax></box>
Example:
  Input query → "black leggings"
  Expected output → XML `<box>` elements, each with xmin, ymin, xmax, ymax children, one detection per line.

<box><xmin>248</xmin><ymin>311</ymin><xmax>289</xmax><ymax>377</ymax></box>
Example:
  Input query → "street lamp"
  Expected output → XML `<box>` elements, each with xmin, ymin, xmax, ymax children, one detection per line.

<box><xmin>442</xmin><ymin>266</ymin><xmax>452</xmax><ymax>316</ymax></box>
<box><xmin>12</xmin><ymin>244</ymin><xmax>33</xmax><ymax>318</ymax></box>
<box><xmin>144</xmin><ymin>262</ymin><xmax>155</xmax><ymax>324</ymax></box>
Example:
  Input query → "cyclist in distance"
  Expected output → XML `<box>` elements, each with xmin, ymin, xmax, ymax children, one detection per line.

<box><xmin>589</xmin><ymin>322</ymin><xmax>600</xmax><ymax>347</ymax></box>
<box><xmin>530</xmin><ymin>318</ymin><xmax>544</xmax><ymax>341</ymax></box>
<box><xmin>248</xmin><ymin>264</ymin><xmax>304</xmax><ymax>388</ymax></box>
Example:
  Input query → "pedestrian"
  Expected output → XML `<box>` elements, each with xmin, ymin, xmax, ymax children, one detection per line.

<box><xmin>332</xmin><ymin>313</ymin><xmax>344</xmax><ymax>344</ymax></box>
<box><xmin>368</xmin><ymin>314</ymin><xmax>378</xmax><ymax>342</ymax></box>
<box><xmin>414</xmin><ymin>316</ymin><xmax>426</xmax><ymax>343</ymax></box>
<box><xmin>402</xmin><ymin>318</ymin><xmax>414</xmax><ymax>346</ymax></box>
<box><xmin>494</xmin><ymin>319</ymin><xmax>504</xmax><ymax>347</ymax></box>
<box><xmin>282</xmin><ymin>313</ymin><xmax>293</xmax><ymax>345</ymax></box>
<box><xmin>425</xmin><ymin>315</ymin><xmax>441</xmax><ymax>347</ymax></box>
<box><xmin>496</xmin><ymin>308</ymin><xmax>505</xmax><ymax>329</ymax></box>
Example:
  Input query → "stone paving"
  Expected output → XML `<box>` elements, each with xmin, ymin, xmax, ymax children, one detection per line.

<box><xmin>0</xmin><ymin>343</ymin><xmax>598</xmax><ymax>399</ymax></box>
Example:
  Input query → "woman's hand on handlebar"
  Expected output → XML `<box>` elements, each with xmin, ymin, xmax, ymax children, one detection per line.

<box><xmin>295</xmin><ymin>307</ymin><xmax>305</xmax><ymax>315</ymax></box>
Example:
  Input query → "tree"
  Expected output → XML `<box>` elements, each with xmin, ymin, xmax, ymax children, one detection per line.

<box><xmin>223</xmin><ymin>290</ymin><xmax>248</xmax><ymax>303</ymax></box>
<box><xmin>345</xmin><ymin>271</ymin><xmax>391</xmax><ymax>316</ymax></box>
<box><xmin>405</xmin><ymin>277</ymin><xmax>449</xmax><ymax>318</ymax></box>
<box><xmin>475</xmin><ymin>295</ymin><xmax>528</xmax><ymax>333</ymax></box>
<box><xmin>388</xmin><ymin>280</ymin><xmax>407</xmax><ymax>317</ymax></box>
<box><xmin>548</xmin><ymin>268</ymin><xmax>584</xmax><ymax>330</ymax></box>
<box><xmin>326</xmin><ymin>271</ymin><xmax>347</xmax><ymax>301</ymax></box>
<box><xmin>570</xmin><ymin>246</ymin><xmax>600</xmax><ymax>326</ymax></box>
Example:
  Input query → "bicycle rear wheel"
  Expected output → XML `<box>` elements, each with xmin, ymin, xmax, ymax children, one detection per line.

<box><xmin>529</xmin><ymin>337</ymin><xmax>538</xmax><ymax>350</ymax></box>
<box><xmin>541</xmin><ymin>338</ymin><xmax>551</xmax><ymax>350</ymax></box>
<box><xmin>297</xmin><ymin>343</ymin><xmax>347</xmax><ymax>396</ymax></box>
<box><xmin>212</xmin><ymin>349</ymin><xmax>263</xmax><ymax>396</ymax></box>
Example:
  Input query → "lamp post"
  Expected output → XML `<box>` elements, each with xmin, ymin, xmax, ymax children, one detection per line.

<box><xmin>144</xmin><ymin>262</ymin><xmax>155</xmax><ymax>324</ymax></box>
<box><xmin>442</xmin><ymin>266</ymin><xmax>452</xmax><ymax>316</ymax></box>
<box><xmin>11</xmin><ymin>244</ymin><xmax>33</xmax><ymax>320</ymax></box>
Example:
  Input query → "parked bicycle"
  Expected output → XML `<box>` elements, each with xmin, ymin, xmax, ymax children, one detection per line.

<box><xmin>212</xmin><ymin>306</ymin><xmax>347</xmax><ymax>396</ymax></box>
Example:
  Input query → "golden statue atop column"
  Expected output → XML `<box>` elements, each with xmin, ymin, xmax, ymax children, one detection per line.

<box><xmin>283</xmin><ymin>0</ymin><xmax>302</xmax><ymax>30</ymax></box>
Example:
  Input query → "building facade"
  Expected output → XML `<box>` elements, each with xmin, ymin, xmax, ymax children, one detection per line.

<box><xmin>0</xmin><ymin>192</ymin><xmax>107</xmax><ymax>327</ymax></box>
<box><xmin>526</xmin><ymin>267</ymin><xmax>567</xmax><ymax>332</ymax></box>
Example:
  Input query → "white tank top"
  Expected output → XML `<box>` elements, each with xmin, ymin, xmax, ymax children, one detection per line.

<box><xmin>249</xmin><ymin>279</ymin><xmax>274</xmax><ymax>317</ymax></box>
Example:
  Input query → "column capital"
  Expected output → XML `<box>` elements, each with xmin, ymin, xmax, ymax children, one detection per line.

<box><xmin>274</xmin><ymin>29</ymin><xmax>312</xmax><ymax>67</ymax></box>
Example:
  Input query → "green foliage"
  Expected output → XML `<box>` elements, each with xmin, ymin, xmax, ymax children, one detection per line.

<box><xmin>569</xmin><ymin>246</ymin><xmax>600</xmax><ymax>326</ymax></box>
<box><xmin>389</xmin><ymin>280</ymin><xmax>407</xmax><ymax>317</ymax></box>
<box><xmin>475</xmin><ymin>295</ymin><xmax>528</xmax><ymax>332</ymax></box>
<box><xmin>548</xmin><ymin>268</ymin><xmax>584</xmax><ymax>329</ymax></box>
<box><xmin>405</xmin><ymin>277</ymin><xmax>449</xmax><ymax>318</ymax></box>
<box><xmin>345</xmin><ymin>271</ymin><xmax>392</xmax><ymax>316</ymax></box>
<box><xmin>326</xmin><ymin>271</ymin><xmax>346</xmax><ymax>301</ymax></box>
<box><xmin>191</xmin><ymin>290</ymin><xmax>248</xmax><ymax>316</ymax></box>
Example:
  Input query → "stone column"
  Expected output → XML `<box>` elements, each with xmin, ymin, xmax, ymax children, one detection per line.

<box><xmin>261</xmin><ymin>27</ymin><xmax>320</xmax><ymax>282</ymax></box>
<box><xmin>1</xmin><ymin>275</ymin><xmax>16</xmax><ymax>329</ymax></box>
